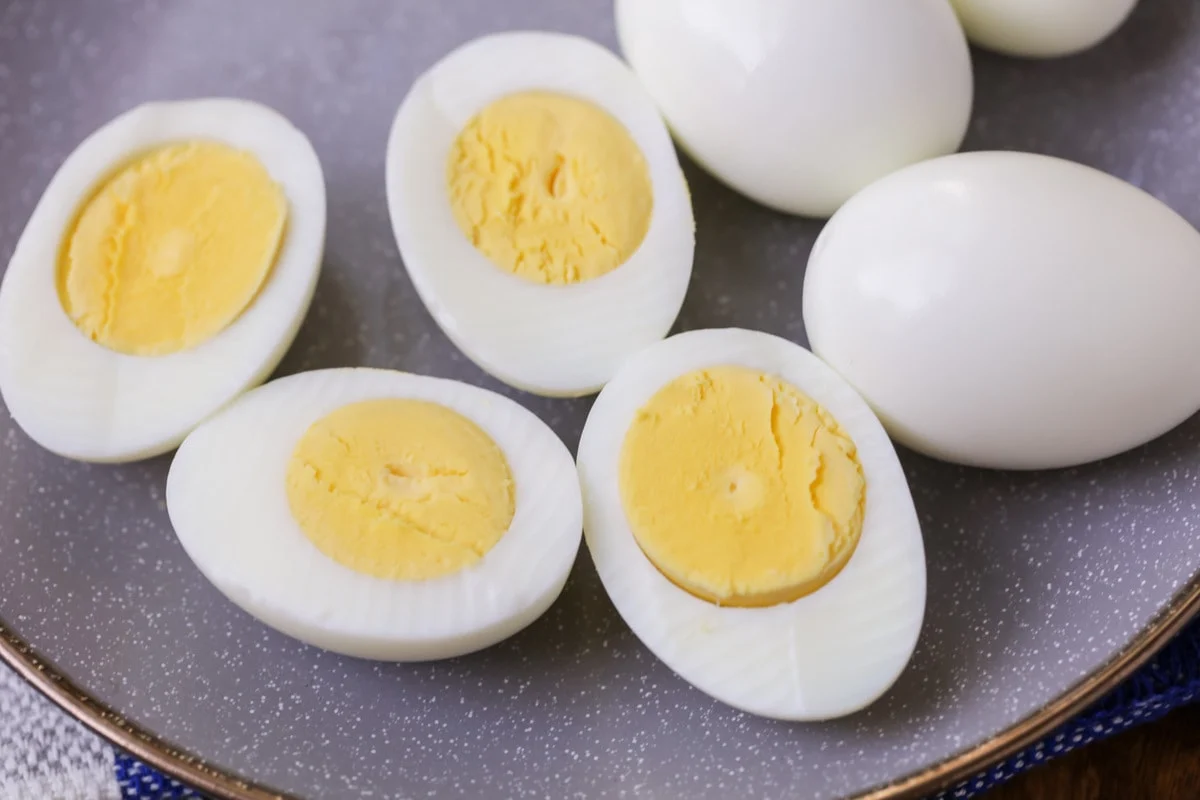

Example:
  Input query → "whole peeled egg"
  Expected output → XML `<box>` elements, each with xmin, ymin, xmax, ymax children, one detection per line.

<box><xmin>615</xmin><ymin>0</ymin><xmax>973</xmax><ymax>218</ymax></box>
<box><xmin>949</xmin><ymin>0</ymin><xmax>1139</xmax><ymax>58</ymax></box>
<box><xmin>803</xmin><ymin>151</ymin><xmax>1200</xmax><ymax>471</ymax></box>
<box><xmin>0</xmin><ymin>99</ymin><xmax>325</xmax><ymax>462</ymax></box>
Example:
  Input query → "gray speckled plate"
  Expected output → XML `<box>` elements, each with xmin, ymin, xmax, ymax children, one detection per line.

<box><xmin>2</xmin><ymin>1</ymin><xmax>1200</xmax><ymax>798</ymax></box>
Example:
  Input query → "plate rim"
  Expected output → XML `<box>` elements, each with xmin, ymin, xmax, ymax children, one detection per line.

<box><xmin>2</xmin><ymin>574</ymin><xmax>1198</xmax><ymax>800</ymax></box>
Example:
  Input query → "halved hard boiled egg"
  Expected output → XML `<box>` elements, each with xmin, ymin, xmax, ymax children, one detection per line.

<box><xmin>577</xmin><ymin>328</ymin><xmax>925</xmax><ymax>720</ymax></box>
<box><xmin>0</xmin><ymin>98</ymin><xmax>325</xmax><ymax>462</ymax></box>
<box><xmin>167</xmin><ymin>368</ymin><xmax>582</xmax><ymax>661</ymax></box>
<box><xmin>386</xmin><ymin>31</ymin><xmax>695</xmax><ymax>397</ymax></box>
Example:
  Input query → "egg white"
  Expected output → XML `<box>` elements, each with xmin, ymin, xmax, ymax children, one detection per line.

<box><xmin>166</xmin><ymin>367</ymin><xmax>582</xmax><ymax>661</ymax></box>
<box><xmin>950</xmin><ymin>0</ymin><xmax>1139</xmax><ymax>58</ymax></box>
<box><xmin>385</xmin><ymin>31</ymin><xmax>695</xmax><ymax>397</ymax></box>
<box><xmin>802</xmin><ymin>151</ymin><xmax>1200</xmax><ymax>470</ymax></box>
<box><xmin>615</xmin><ymin>0</ymin><xmax>972</xmax><ymax>218</ymax></box>
<box><xmin>0</xmin><ymin>98</ymin><xmax>325</xmax><ymax>462</ymax></box>
<box><xmin>576</xmin><ymin>328</ymin><xmax>926</xmax><ymax>720</ymax></box>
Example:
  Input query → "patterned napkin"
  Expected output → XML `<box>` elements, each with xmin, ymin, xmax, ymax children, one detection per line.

<box><xmin>0</xmin><ymin>664</ymin><xmax>118</xmax><ymax>800</ymax></box>
<box><xmin>2</xmin><ymin>617</ymin><xmax>1197</xmax><ymax>800</ymax></box>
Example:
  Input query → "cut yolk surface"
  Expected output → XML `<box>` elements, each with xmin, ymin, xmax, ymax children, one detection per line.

<box><xmin>446</xmin><ymin>90</ymin><xmax>653</xmax><ymax>285</ymax></box>
<box><xmin>619</xmin><ymin>366</ymin><xmax>866</xmax><ymax>607</ymax></box>
<box><xmin>58</xmin><ymin>140</ymin><xmax>287</xmax><ymax>356</ymax></box>
<box><xmin>285</xmin><ymin>398</ymin><xmax>515</xmax><ymax>581</ymax></box>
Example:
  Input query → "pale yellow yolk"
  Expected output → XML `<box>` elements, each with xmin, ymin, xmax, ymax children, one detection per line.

<box><xmin>619</xmin><ymin>367</ymin><xmax>867</xmax><ymax>607</ymax></box>
<box><xmin>285</xmin><ymin>399</ymin><xmax>516</xmax><ymax>581</ymax></box>
<box><xmin>57</xmin><ymin>141</ymin><xmax>287</xmax><ymax>356</ymax></box>
<box><xmin>446</xmin><ymin>91</ymin><xmax>654</xmax><ymax>285</ymax></box>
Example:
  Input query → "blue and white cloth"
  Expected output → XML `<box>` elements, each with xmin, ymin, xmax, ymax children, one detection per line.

<box><xmin>3</xmin><ymin>617</ymin><xmax>1198</xmax><ymax>799</ymax></box>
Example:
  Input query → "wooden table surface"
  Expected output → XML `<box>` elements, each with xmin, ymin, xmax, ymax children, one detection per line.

<box><xmin>986</xmin><ymin>704</ymin><xmax>1200</xmax><ymax>799</ymax></box>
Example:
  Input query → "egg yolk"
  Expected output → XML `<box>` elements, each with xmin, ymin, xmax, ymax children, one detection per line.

<box><xmin>446</xmin><ymin>91</ymin><xmax>654</xmax><ymax>285</ymax></box>
<box><xmin>285</xmin><ymin>398</ymin><xmax>515</xmax><ymax>581</ymax></box>
<box><xmin>619</xmin><ymin>367</ymin><xmax>866</xmax><ymax>607</ymax></box>
<box><xmin>57</xmin><ymin>141</ymin><xmax>287</xmax><ymax>356</ymax></box>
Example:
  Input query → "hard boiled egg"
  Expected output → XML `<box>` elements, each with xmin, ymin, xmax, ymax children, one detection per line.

<box><xmin>577</xmin><ymin>328</ymin><xmax>925</xmax><ymax>720</ymax></box>
<box><xmin>167</xmin><ymin>367</ymin><xmax>582</xmax><ymax>661</ymax></box>
<box><xmin>804</xmin><ymin>151</ymin><xmax>1200</xmax><ymax>470</ymax></box>
<box><xmin>386</xmin><ymin>31</ymin><xmax>695</xmax><ymax>397</ymax></box>
<box><xmin>950</xmin><ymin>0</ymin><xmax>1139</xmax><ymax>58</ymax></box>
<box><xmin>615</xmin><ymin>0</ymin><xmax>973</xmax><ymax>218</ymax></box>
<box><xmin>0</xmin><ymin>99</ymin><xmax>325</xmax><ymax>462</ymax></box>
